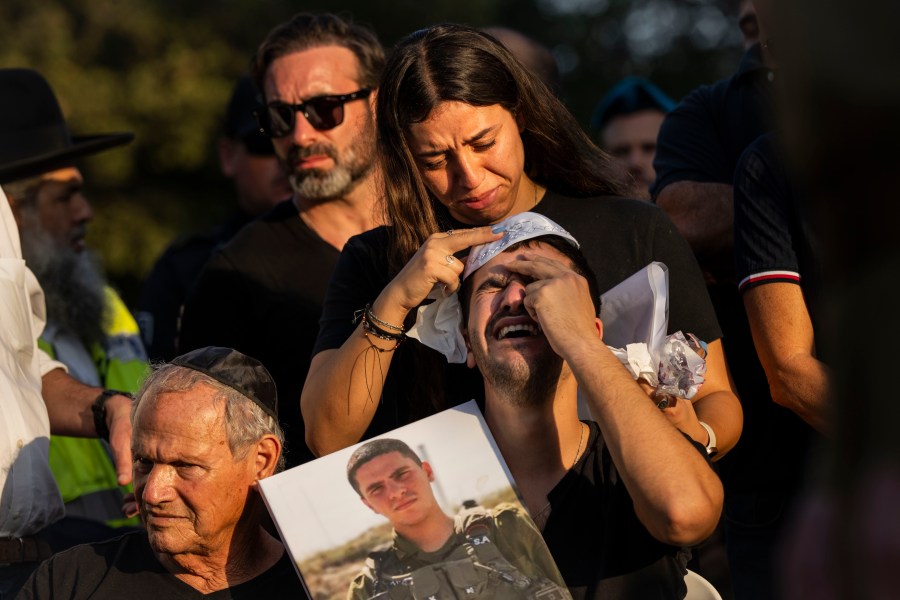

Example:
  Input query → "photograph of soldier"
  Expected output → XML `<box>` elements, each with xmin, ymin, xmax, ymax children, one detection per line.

<box><xmin>345</xmin><ymin>437</ymin><xmax>571</xmax><ymax>600</ymax></box>
<box><xmin>258</xmin><ymin>402</ymin><xmax>569</xmax><ymax>600</ymax></box>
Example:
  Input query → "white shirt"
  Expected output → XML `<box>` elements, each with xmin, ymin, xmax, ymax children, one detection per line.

<box><xmin>0</xmin><ymin>186</ymin><xmax>65</xmax><ymax>537</ymax></box>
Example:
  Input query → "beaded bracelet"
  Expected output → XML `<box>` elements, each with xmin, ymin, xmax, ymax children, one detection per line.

<box><xmin>365</xmin><ymin>303</ymin><xmax>404</xmax><ymax>333</ymax></box>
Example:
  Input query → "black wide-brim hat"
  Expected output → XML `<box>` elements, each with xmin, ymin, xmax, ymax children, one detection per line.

<box><xmin>0</xmin><ymin>68</ymin><xmax>133</xmax><ymax>184</ymax></box>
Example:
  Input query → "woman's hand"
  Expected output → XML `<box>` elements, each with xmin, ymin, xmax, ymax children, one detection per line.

<box><xmin>379</xmin><ymin>226</ymin><xmax>502</xmax><ymax>315</ymax></box>
<box><xmin>660</xmin><ymin>397</ymin><xmax>709</xmax><ymax>445</ymax></box>
<box><xmin>637</xmin><ymin>380</ymin><xmax>708</xmax><ymax>445</ymax></box>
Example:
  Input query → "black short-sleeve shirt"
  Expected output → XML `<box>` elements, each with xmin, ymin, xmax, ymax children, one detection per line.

<box><xmin>734</xmin><ymin>133</ymin><xmax>821</xmax><ymax>309</ymax></box>
<box><xmin>543</xmin><ymin>422</ymin><xmax>707</xmax><ymax>599</ymax></box>
<box><xmin>138</xmin><ymin>210</ymin><xmax>255</xmax><ymax>362</ymax></box>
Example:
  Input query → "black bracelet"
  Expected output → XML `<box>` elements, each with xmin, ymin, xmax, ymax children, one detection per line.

<box><xmin>362</xmin><ymin>329</ymin><xmax>403</xmax><ymax>352</ymax></box>
<box><xmin>362</xmin><ymin>317</ymin><xmax>406</xmax><ymax>341</ymax></box>
<box><xmin>92</xmin><ymin>389</ymin><xmax>133</xmax><ymax>442</ymax></box>
<box><xmin>354</xmin><ymin>305</ymin><xmax>406</xmax><ymax>341</ymax></box>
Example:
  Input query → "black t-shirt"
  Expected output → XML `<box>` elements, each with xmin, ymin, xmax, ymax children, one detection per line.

<box><xmin>651</xmin><ymin>44</ymin><xmax>774</xmax><ymax>195</ymax></box>
<box><xmin>543</xmin><ymin>422</ymin><xmax>698</xmax><ymax>600</ymax></box>
<box><xmin>17</xmin><ymin>531</ymin><xmax>305</xmax><ymax>599</ymax></box>
<box><xmin>315</xmin><ymin>192</ymin><xmax>720</xmax><ymax>440</ymax></box>
<box><xmin>138</xmin><ymin>210</ymin><xmax>256</xmax><ymax>362</ymax></box>
<box><xmin>179</xmin><ymin>199</ymin><xmax>339</xmax><ymax>466</ymax></box>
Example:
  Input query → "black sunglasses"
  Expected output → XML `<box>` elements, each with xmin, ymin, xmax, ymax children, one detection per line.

<box><xmin>255</xmin><ymin>89</ymin><xmax>372</xmax><ymax>137</ymax></box>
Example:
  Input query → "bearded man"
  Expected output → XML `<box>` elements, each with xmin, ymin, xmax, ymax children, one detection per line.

<box><xmin>409</xmin><ymin>212</ymin><xmax>724</xmax><ymax>598</ymax></box>
<box><xmin>178</xmin><ymin>12</ymin><xmax>386</xmax><ymax>466</ymax></box>
<box><xmin>459</xmin><ymin>224</ymin><xmax>723</xmax><ymax>598</ymax></box>
<box><xmin>2</xmin><ymin>70</ymin><xmax>147</xmax><ymax>552</ymax></box>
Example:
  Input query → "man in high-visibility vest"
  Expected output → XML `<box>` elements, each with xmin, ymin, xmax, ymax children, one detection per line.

<box><xmin>2</xmin><ymin>68</ymin><xmax>146</xmax><ymax>551</ymax></box>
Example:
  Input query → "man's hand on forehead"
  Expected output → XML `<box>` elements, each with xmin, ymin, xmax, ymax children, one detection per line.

<box><xmin>504</xmin><ymin>251</ymin><xmax>601</xmax><ymax>358</ymax></box>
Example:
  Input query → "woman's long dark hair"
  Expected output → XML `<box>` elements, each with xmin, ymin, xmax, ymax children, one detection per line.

<box><xmin>376</xmin><ymin>23</ymin><xmax>629</xmax><ymax>275</ymax></box>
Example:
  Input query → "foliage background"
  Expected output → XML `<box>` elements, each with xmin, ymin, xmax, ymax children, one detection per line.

<box><xmin>0</xmin><ymin>0</ymin><xmax>744</xmax><ymax>305</ymax></box>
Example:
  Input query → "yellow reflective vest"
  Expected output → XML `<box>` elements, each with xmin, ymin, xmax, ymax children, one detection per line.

<box><xmin>39</xmin><ymin>287</ymin><xmax>146</xmax><ymax>528</ymax></box>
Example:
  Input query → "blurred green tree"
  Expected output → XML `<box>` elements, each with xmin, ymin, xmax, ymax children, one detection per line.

<box><xmin>0</xmin><ymin>0</ymin><xmax>742</xmax><ymax>305</ymax></box>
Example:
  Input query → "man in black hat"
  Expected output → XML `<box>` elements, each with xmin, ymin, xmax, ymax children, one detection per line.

<box><xmin>137</xmin><ymin>75</ymin><xmax>292</xmax><ymax>362</ymax></box>
<box><xmin>0</xmin><ymin>68</ymin><xmax>136</xmax><ymax>599</ymax></box>
<box><xmin>1</xmin><ymin>67</ymin><xmax>149</xmax><ymax>552</ymax></box>
<box><xmin>18</xmin><ymin>346</ymin><xmax>305</xmax><ymax>599</ymax></box>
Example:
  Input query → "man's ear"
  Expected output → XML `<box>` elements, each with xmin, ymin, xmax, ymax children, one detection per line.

<box><xmin>361</xmin><ymin>496</ymin><xmax>379</xmax><ymax>515</ymax></box>
<box><xmin>422</xmin><ymin>461</ymin><xmax>435</xmax><ymax>482</ymax></box>
<box><xmin>463</xmin><ymin>328</ymin><xmax>476</xmax><ymax>369</ymax></box>
<box><xmin>252</xmin><ymin>434</ymin><xmax>281</xmax><ymax>480</ymax></box>
<box><xmin>595</xmin><ymin>317</ymin><xmax>603</xmax><ymax>340</ymax></box>
<box><xmin>368</xmin><ymin>88</ymin><xmax>378</xmax><ymax>117</ymax></box>
<box><xmin>218</xmin><ymin>137</ymin><xmax>237</xmax><ymax>178</ymax></box>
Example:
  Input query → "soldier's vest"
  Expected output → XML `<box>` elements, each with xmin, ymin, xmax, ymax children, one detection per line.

<box><xmin>367</xmin><ymin>506</ymin><xmax>571</xmax><ymax>600</ymax></box>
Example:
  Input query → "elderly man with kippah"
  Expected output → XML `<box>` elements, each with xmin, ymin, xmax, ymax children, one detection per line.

<box><xmin>17</xmin><ymin>347</ymin><xmax>305</xmax><ymax>599</ymax></box>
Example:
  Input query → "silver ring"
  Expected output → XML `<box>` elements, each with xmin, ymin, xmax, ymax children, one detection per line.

<box><xmin>446</xmin><ymin>229</ymin><xmax>455</xmax><ymax>236</ymax></box>
<box><xmin>445</xmin><ymin>255</ymin><xmax>455</xmax><ymax>265</ymax></box>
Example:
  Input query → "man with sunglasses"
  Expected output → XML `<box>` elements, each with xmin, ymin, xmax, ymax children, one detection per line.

<box><xmin>178</xmin><ymin>13</ymin><xmax>386</xmax><ymax>467</ymax></box>
<box><xmin>138</xmin><ymin>75</ymin><xmax>292</xmax><ymax>362</ymax></box>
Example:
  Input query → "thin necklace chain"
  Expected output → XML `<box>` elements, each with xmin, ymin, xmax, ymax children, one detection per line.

<box><xmin>571</xmin><ymin>421</ymin><xmax>586</xmax><ymax>468</ymax></box>
<box><xmin>532</xmin><ymin>422</ymin><xmax>586</xmax><ymax>530</ymax></box>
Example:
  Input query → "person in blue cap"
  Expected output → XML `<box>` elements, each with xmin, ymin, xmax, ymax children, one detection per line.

<box><xmin>590</xmin><ymin>77</ymin><xmax>676</xmax><ymax>199</ymax></box>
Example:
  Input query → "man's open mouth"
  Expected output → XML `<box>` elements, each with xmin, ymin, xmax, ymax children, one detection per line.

<box><xmin>496</xmin><ymin>323</ymin><xmax>542</xmax><ymax>340</ymax></box>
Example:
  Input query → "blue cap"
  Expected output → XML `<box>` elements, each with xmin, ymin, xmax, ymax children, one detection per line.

<box><xmin>590</xmin><ymin>77</ymin><xmax>676</xmax><ymax>131</ymax></box>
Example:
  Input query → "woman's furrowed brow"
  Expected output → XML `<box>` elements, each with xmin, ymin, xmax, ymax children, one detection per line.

<box><xmin>415</xmin><ymin>126</ymin><xmax>497</xmax><ymax>157</ymax></box>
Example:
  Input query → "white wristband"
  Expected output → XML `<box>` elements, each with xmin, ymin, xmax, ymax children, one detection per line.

<box><xmin>698</xmin><ymin>420</ymin><xmax>718</xmax><ymax>457</ymax></box>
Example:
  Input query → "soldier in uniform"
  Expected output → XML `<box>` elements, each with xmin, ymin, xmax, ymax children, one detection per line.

<box><xmin>345</xmin><ymin>438</ymin><xmax>571</xmax><ymax>600</ymax></box>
